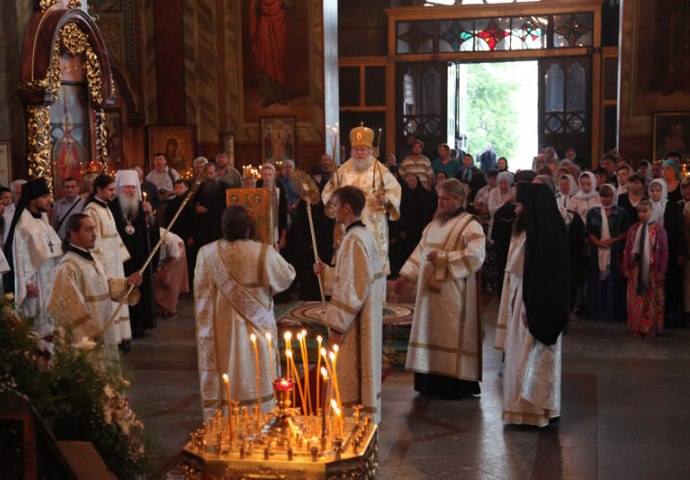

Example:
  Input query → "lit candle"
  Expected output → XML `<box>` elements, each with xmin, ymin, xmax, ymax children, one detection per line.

<box><xmin>143</xmin><ymin>191</ymin><xmax>147</xmax><ymax>203</ymax></box>
<box><xmin>320</xmin><ymin>367</ymin><xmax>329</xmax><ymax>440</ymax></box>
<box><xmin>298</xmin><ymin>331</ymin><xmax>311</xmax><ymax>416</ymax></box>
<box><xmin>223</xmin><ymin>373</ymin><xmax>233</xmax><ymax>442</ymax></box>
<box><xmin>250</xmin><ymin>334</ymin><xmax>262</xmax><ymax>415</ymax></box>
<box><xmin>286</xmin><ymin>350</ymin><xmax>306</xmax><ymax>413</ymax></box>
<box><xmin>265</xmin><ymin>332</ymin><xmax>276</xmax><ymax>383</ymax></box>
<box><xmin>328</xmin><ymin>351</ymin><xmax>342</xmax><ymax>412</ymax></box>
<box><xmin>331</xmin><ymin>399</ymin><xmax>342</xmax><ymax>437</ymax></box>
<box><xmin>284</xmin><ymin>332</ymin><xmax>293</xmax><ymax>381</ymax></box>
<box><xmin>315</xmin><ymin>335</ymin><xmax>322</xmax><ymax>417</ymax></box>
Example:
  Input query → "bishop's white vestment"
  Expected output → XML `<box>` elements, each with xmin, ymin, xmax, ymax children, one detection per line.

<box><xmin>400</xmin><ymin>212</ymin><xmax>486</xmax><ymax>387</ymax></box>
<box><xmin>322</xmin><ymin>157</ymin><xmax>401</xmax><ymax>274</ymax></box>
<box><xmin>194</xmin><ymin>239</ymin><xmax>296</xmax><ymax>421</ymax></box>
<box><xmin>320</xmin><ymin>222</ymin><xmax>385</xmax><ymax>423</ymax></box>
<box><xmin>83</xmin><ymin>199</ymin><xmax>132</xmax><ymax>343</ymax></box>
<box><xmin>495</xmin><ymin>232</ymin><xmax>561</xmax><ymax>427</ymax></box>
<box><xmin>12</xmin><ymin>210</ymin><xmax>62</xmax><ymax>338</ymax></box>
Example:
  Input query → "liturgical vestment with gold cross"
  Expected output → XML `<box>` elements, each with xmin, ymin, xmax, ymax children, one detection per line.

<box><xmin>400</xmin><ymin>212</ymin><xmax>486</xmax><ymax>384</ymax></box>
<box><xmin>194</xmin><ymin>239</ymin><xmax>295</xmax><ymax>421</ymax></box>
<box><xmin>320</xmin><ymin>222</ymin><xmax>385</xmax><ymax>424</ymax></box>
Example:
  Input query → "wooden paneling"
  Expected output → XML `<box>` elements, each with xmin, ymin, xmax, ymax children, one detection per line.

<box><xmin>153</xmin><ymin>0</ymin><xmax>186</xmax><ymax>124</ymax></box>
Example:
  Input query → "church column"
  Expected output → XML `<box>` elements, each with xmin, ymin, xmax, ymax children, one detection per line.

<box><xmin>153</xmin><ymin>0</ymin><xmax>187</xmax><ymax>124</ymax></box>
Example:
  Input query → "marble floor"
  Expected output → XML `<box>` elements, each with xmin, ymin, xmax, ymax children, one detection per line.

<box><xmin>124</xmin><ymin>294</ymin><xmax>690</xmax><ymax>479</ymax></box>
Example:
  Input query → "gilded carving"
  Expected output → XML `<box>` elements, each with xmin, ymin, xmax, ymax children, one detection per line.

<box><xmin>25</xmin><ymin>20</ymin><xmax>113</xmax><ymax>189</ymax></box>
<box><xmin>26</xmin><ymin>105</ymin><xmax>54</xmax><ymax>192</ymax></box>
<box><xmin>40</xmin><ymin>0</ymin><xmax>57</xmax><ymax>12</ymax></box>
<box><xmin>40</xmin><ymin>0</ymin><xmax>82</xmax><ymax>12</ymax></box>
<box><xmin>94</xmin><ymin>108</ymin><xmax>110</xmax><ymax>166</ymax></box>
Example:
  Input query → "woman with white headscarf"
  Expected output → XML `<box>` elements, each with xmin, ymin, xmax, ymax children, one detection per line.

<box><xmin>649</xmin><ymin>178</ymin><xmax>685</xmax><ymax>326</ymax></box>
<box><xmin>571</xmin><ymin>171</ymin><xmax>601</xmax><ymax>223</ymax></box>
<box><xmin>585</xmin><ymin>184</ymin><xmax>630</xmax><ymax>321</ymax></box>
<box><xmin>556</xmin><ymin>174</ymin><xmax>579</xmax><ymax>224</ymax></box>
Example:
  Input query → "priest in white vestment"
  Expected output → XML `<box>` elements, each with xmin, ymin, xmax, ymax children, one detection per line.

<box><xmin>194</xmin><ymin>205</ymin><xmax>296</xmax><ymax>421</ymax></box>
<box><xmin>322</xmin><ymin>124</ymin><xmax>401</xmax><ymax>274</ymax></box>
<box><xmin>4</xmin><ymin>178</ymin><xmax>62</xmax><ymax>342</ymax></box>
<box><xmin>395</xmin><ymin>179</ymin><xmax>486</xmax><ymax>398</ymax></box>
<box><xmin>495</xmin><ymin>180</ymin><xmax>569</xmax><ymax>427</ymax></box>
<box><xmin>314</xmin><ymin>186</ymin><xmax>385</xmax><ymax>423</ymax></box>
<box><xmin>48</xmin><ymin>214</ymin><xmax>142</xmax><ymax>357</ymax></box>
<box><xmin>83</xmin><ymin>174</ymin><xmax>133</xmax><ymax>345</ymax></box>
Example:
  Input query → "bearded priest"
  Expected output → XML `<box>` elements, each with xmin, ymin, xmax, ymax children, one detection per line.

<box><xmin>322</xmin><ymin>124</ymin><xmax>401</xmax><ymax>274</ymax></box>
<box><xmin>109</xmin><ymin>170</ymin><xmax>160</xmax><ymax>337</ymax></box>
<box><xmin>395</xmin><ymin>179</ymin><xmax>486</xmax><ymax>399</ymax></box>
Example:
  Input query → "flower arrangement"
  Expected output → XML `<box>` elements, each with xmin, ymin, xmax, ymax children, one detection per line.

<box><xmin>0</xmin><ymin>300</ymin><xmax>151</xmax><ymax>478</ymax></box>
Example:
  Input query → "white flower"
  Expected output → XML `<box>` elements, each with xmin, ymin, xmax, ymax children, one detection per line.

<box><xmin>74</xmin><ymin>336</ymin><xmax>97</xmax><ymax>352</ymax></box>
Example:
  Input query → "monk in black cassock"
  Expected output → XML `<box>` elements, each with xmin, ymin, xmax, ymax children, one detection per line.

<box><xmin>109</xmin><ymin>170</ymin><xmax>160</xmax><ymax>337</ymax></box>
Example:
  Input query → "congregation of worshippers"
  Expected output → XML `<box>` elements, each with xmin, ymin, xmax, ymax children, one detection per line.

<box><xmin>2</xmin><ymin>122</ymin><xmax>688</xmax><ymax>428</ymax></box>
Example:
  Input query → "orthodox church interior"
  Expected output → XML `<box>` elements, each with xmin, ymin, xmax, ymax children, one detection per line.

<box><xmin>1</xmin><ymin>0</ymin><xmax>690</xmax><ymax>478</ymax></box>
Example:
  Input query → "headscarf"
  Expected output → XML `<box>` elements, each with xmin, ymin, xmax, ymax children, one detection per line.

<box><xmin>597</xmin><ymin>184</ymin><xmax>618</xmax><ymax>281</ymax></box>
<box><xmin>489</xmin><ymin>171</ymin><xmax>515</xmax><ymax>214</ymax></box>
<box><xmin>556</xmin><ymin>174</ymin><xmax>579</xmax><ymax>223</ymax></box>
<box><xmin>648</xmin><ymin>178</ymin><xmax>668</xmax><ymax>226</ymax></box>
<box><xmin>637</xmin><ymin>159</ymin><xmax>653</xmax><ymax>182</ymax></box>
<box><xmin>515</xmin><ymin>181</ymin><xmax>570</xmax><ymax>345</ymax></box>
<box><xmin>573</xmin><ymin>171</ymin><xmax>598</xmax><ymax>200</ymax></box>
<box><xmin>115</xmin><ymin>169</ymin><xmax>142</xmax><ymax>201</ymax></box>
<box><xmin>632</xmin><ymin>210</ymin><xmax>653</xmax><ymax>294</ymax></box>
<box><xmin>662</xmin><ymin>159</ymin><xmax>681</xmax><ymax>181</ymax></box>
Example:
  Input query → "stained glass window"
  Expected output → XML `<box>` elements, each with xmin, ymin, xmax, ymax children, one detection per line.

<box><xmin>511</xmin><ymin>16</ymin><xmax>547</xmax><ymax>50</ymax></box>
<box><xmin>395</xmin><ymin>11</ymin><xmax>592</xmax><ymax>54</ymax></box>
<box><xmin>553</xmin><ymin>14</ymin><xmax>593</xmax><ymax>48</ymax></box>
<box><xmin>475</xmin><ymin>17</ymin><xmax>511</xmax><ymax>51</ymax></box>
<box><xmin>397</xmin><ymin>21</ymin><xmax>434</xmax><ymax>54</ymax></box>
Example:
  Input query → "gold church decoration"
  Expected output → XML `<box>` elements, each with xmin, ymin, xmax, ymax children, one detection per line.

<box><xmin>22</xmin><ymin>15</ymin><xmax>113</xmax><ymax>190</ymax></box>
<box><xmin>40</xmin><ymin>0</ymin><xmax>82</xmax><ymax>13</ymax></box>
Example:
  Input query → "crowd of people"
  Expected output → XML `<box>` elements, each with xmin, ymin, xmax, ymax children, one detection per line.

<box><xmin>6</xmin><ymin>123</ymin><xmax>689</xmax><ymax>430</ymax></box>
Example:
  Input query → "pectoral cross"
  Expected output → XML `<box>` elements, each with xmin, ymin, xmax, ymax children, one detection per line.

<box><xmin>48</xmin><ymin>239</ymin><xmax>54</xmax><ymax>254</ymax></box>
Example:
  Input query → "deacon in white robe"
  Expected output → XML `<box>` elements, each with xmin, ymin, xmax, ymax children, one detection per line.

<box><xmin>4</xmin><ymin>178</ymin><xmax>62</xmax><ymax>340</ymax></box>
<box><xmin>395</xmin><ymin>179</ymin><xmax>486</xmax><ymax>398</ymax></box>
<box><xmin>495</xmin><ymin>181</ymin><xmax>568</xmax><ymax>427</ymax></box>
<box><xmin>322</xmin><ymin>124</ymin><xmax>401</xmax><ymax>274</ymax></box>
<box><xmin>314</xmin><ymin>186</ymin><xmax>385</xmax><ymax>423</ymax></box>
<box><xmin>48</xmin><ymin>214</ymin><xmax>141</xmax><ymax>358</ymax></box>
<box><xmin>83</xmin><ymin>174</ymin><xmax>132</xmax><ymax>344</ymax></box>
<box><xmin>194</xmin><ymin>205</ymin><xmax>295</xmax><ymax>421</ymax></box>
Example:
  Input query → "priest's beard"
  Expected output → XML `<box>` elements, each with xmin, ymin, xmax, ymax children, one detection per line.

<box><xmin>352</xmin><ymin>155</ymin><xmax>374</xmax><ymax>172</ymax></box>
<box><xmin>433</xmin><ymin>207</ymin><xmax>462</xmax><ymax>225</ymax></box>
<box><xmin>118</xmin><ymin>194</ymin><xmax>139</xmax><ymax>219</ymax></box>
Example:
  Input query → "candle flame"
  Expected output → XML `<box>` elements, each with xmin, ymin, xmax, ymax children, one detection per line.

<box><xmin>331</xmin><ymin>398</ymin><xmax>338</xmax><ymax>408</ymax></box>
<box><xmin>301</xmin><ymin>329</ymin><xmax>307</xmax><ymax>337</ymax></box>
<box><xmin>284</xmin><ymin>331</ymin><xmax>292</xmax><ymax>341</ymax></box>
<box><xmin>265</xmin><ymin>332</ymin><xmax>272</xmax><ymax>341</ymax></box>
<box><xmin>223</xmin><ymin>373</ymin><xmax>229</xmax><ymax>382</ymax></box>
<box><xmin>250</xmin><ymin>333</ymin><xmax>257</xmax><ymax>342</ymax></box>
<box><xmin>329</xmin><ymin>351</ymin><xmax>336</xmax><ymax>362</ymax></box>
<box><xmin>286</xmin><ymin>350</ymin><xmax>293</xmax><ymax>358</ymax></box>
<box><xmin>320</xmin><ymin>367</ymin><xmax>329</xmax><ymax>378</ymax></box>
<box><xmin>317</xmin><ymin>335</ymin><xmax>323</xmax><ymax>343</ymax></box>
<box><xmin>333</xmin><ymin>344</ymin><xmax>339</xmax><ymax>353</ymax></box>
<box><xmin>320</xmin><ymin>347</ymin><xmax>328</xmax><ymax>358</ymax></box>
<box><xmin>296</xmin><ymin>332</ymin><xmax>303</xmax><ymax>341</ymax></box>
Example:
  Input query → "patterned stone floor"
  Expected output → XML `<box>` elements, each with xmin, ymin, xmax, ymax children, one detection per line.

<box><xmin>124</xmin><ymin>293</ymin><xmax>690</xmax><ymax>479</ymax></box>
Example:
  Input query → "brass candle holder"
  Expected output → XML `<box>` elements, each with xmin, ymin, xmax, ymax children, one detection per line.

<box><xmin>260</xmin><ymin>378</ymin><xmax>305</xmax><ymax>446</ymax></box>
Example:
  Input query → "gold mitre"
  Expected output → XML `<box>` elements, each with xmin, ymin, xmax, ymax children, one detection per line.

<box><xmin>350</xmin><ymin>123</ymin><xmax>375</xmax><ymax>149</ymax></box>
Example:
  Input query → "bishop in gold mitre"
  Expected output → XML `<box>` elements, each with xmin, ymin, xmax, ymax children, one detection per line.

<box><xmin>322</xmin><ymin>124</ymin><xmax>402</xmax><ymax>275</ymax></box>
